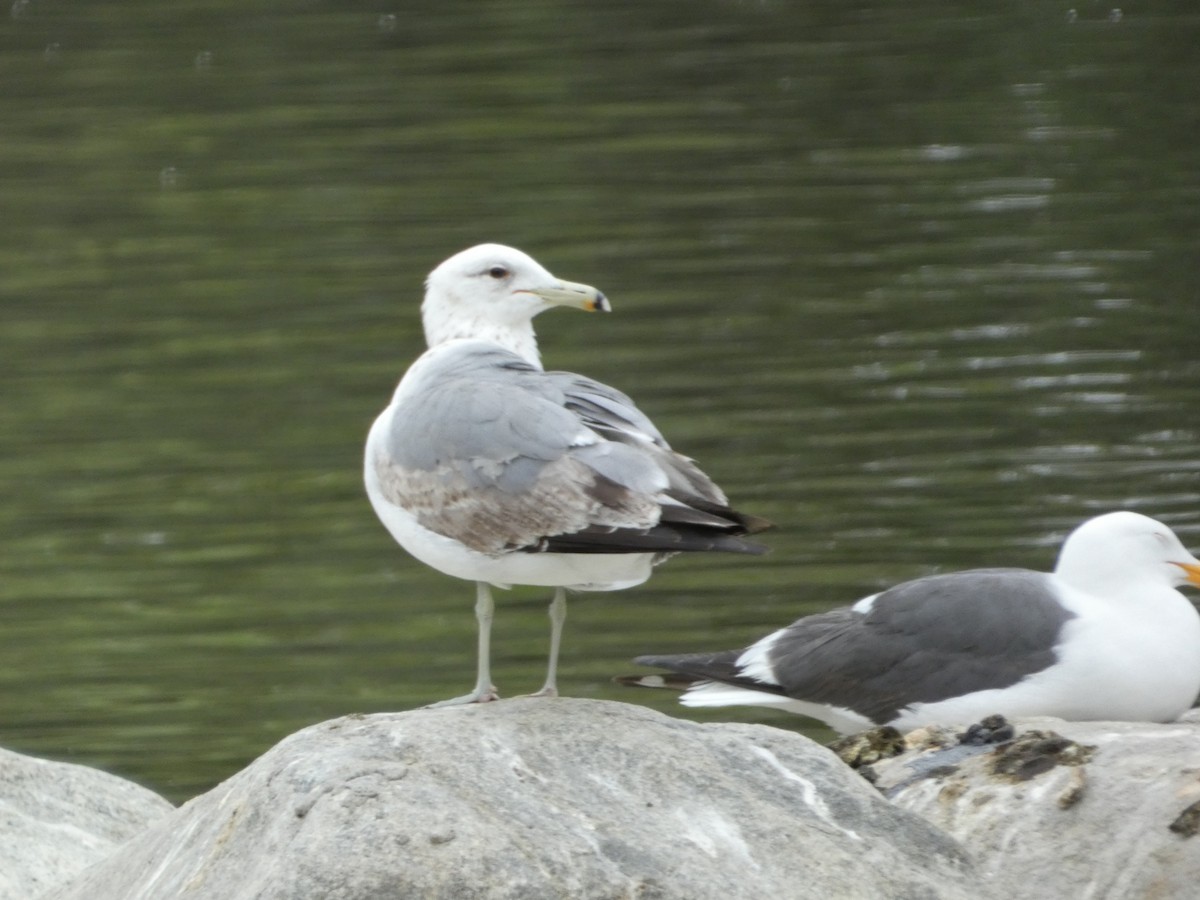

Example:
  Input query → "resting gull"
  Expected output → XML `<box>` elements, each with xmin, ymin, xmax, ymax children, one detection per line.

<box><xmin>622</xmin><ymin>511</ymin><xmax>1200</xmax><ymax>732</ymax></box>
<box><xmin>365</xmin><ymin>244</ymin><xmax>770</xmax><ymax>705</ymax></box>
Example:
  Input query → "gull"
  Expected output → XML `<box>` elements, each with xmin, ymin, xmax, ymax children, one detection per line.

<box><xmin>365</xmin><ymin>244</ymin><xmax>769</xmax><ymax>705</ymax></box>
<box><xmin>623</xmin><ymin>511</ymin><xmax>1200</xmax><ymax>732</ymax></box>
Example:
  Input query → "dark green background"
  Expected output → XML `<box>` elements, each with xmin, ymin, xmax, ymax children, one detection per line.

<box><xmin>2</xmin><ymin>0</ymin><xmax>1198</xmax><ymax>802</ymax></box>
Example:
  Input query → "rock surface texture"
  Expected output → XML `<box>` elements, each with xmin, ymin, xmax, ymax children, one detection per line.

<box><xmin>41</xmin><ymin>699</ymin><xmax>985</xmax><ymax>900</ymax></box>
<box><xmin>0</xmin><ymin>746</ymin><xmax>172</xmax><ymax>900</ymax></box>
<box><xmin>870</xmin><ymin>711</ymin><xmax>1200</xmax><ymax>900</ymax></box>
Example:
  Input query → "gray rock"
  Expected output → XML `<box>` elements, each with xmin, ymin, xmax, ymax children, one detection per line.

<box><xmin>0</xmin><ymin>746</ymin><xmax>172</xmax><ymax>900</ymax></box>
<box><xmin>870</xmin><ymin>711</ymin><xmax>1200</xmax><ymax>899</ymax></box>
<box><xmin>43</xmin><ymin>699</ymin><xmax>988</xmax><ymax>900</ymax></box>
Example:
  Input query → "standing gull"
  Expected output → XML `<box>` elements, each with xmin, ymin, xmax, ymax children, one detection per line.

<box><xmin>622</xmin><ymin>511</ymin><xmax>1200</xmax><ymax>732</ymax></box>
<box><xmin>365</xmin><ymin>244</ymin><xmax>769</xmax><ymax>706</ymax></box>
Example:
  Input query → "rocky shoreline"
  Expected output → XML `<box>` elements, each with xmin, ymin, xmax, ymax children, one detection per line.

<box><xmin>5</xmin><ymin>700</ymin><xmax>1197</xmax><ymax>899</ymax></box>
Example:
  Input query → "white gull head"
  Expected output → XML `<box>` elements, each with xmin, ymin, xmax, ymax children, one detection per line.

<box><xmin>1053</xmin><ymin>510</ymin><xmax>1200</xmax><ymax>597</ymax></box>
<box><xmin>421</xmin><ymin>243</ymin><xmax>609</xmax><ymax>367</ymax></box>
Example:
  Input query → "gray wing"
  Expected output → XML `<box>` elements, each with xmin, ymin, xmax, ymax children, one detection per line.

<box><xmin>375</xmin><ymin>346</ymin><xmax>767</xmax><ymax>556</ymax></box>
<box><xmin>635</xmin><ymin>569</ymin><xmax>1073</xmax><ymax>724</ymax></box>
<box><xmin>545</xmin><ymin>371</ymin><xmax>772</xmax><ymax>535</ymax></box>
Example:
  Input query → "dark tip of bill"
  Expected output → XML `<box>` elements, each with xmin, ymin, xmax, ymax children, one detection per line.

<box><xmin>593</xmin><ymin>292</ymin><xmax>611</xmax><ymax>312</ymax></box>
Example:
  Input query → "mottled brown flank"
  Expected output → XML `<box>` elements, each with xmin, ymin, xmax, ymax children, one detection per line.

<box><xmin>374</xmin><ymin>451</ymin><xmax>659</xmax><ymax>555</ymax></box>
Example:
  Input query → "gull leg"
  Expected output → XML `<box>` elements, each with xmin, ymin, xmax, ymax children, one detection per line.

<box><xmin>530</xmin><ymin>587</ymin><xmax>567</xmax><ymax>698</ymax></box>
<box><xmin>426</xmin><ymin>581</ymin><xmax>501</xmax><ymax>708</ymax></box>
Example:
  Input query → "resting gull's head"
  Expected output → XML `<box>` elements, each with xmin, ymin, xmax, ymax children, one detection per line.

<box><xmin>421</xmin><ymin>243</ymin><xmax>609</xmax><ymax>365</ymax></box>
<box><xmin>1054</xmin><ymin>510</ymin><xmax>1200</xmax><ymax>594</ymax></box>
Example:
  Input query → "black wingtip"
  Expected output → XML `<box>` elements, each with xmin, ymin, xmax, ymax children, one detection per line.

<box><xmin>736</xmin><ymin>512</ymin><xmax>774</xmax><ymax>535</ymax></box>
<box><xmin>533</xmin><ymin>525</ymin><xmax>770</xmax><ymax>556</ymax></box>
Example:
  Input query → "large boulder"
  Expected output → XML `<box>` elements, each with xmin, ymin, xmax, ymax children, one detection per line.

<box><xmin>0</xmin><ymin>746</ymin><xmax>172</xmax><ymax>900</ymax></box>
<box><xmin>42</xmin><ymin>698</ymin><xmax>988</xmax><ymax>900</ymax></box>
<box><xmin>869</xmin><ymin>711</ymin><xmax>1200</xmax><ymax>900</ymax></box>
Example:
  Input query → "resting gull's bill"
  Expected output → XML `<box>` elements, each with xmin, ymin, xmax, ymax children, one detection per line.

<box><xmin>365</xmin><ymin>244</ymin><xmax>770</xmax><ymax>706</ymax></box>
<box><xmin>621</xmin><ymin>511</ymin><xmax>1200</xmax><ymax>733</ymax></box>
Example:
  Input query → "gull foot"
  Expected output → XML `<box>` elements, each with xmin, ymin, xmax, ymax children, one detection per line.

<box><xmin>425</xmin><ymin>687</ymin><xmax>500</xmax><ymax>708</ymax></box>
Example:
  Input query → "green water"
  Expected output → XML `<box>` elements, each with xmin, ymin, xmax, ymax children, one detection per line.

<box><xmin>2</xmin><ymin>0</ymin><xmax>1198</xmax><ymax>802</ymax></box>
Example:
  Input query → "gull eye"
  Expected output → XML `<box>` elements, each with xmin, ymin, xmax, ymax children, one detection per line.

<box><xmin>487</xmin><ymin>265</ymin><xmax>509</xmax><ymax>279</ymax></box>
